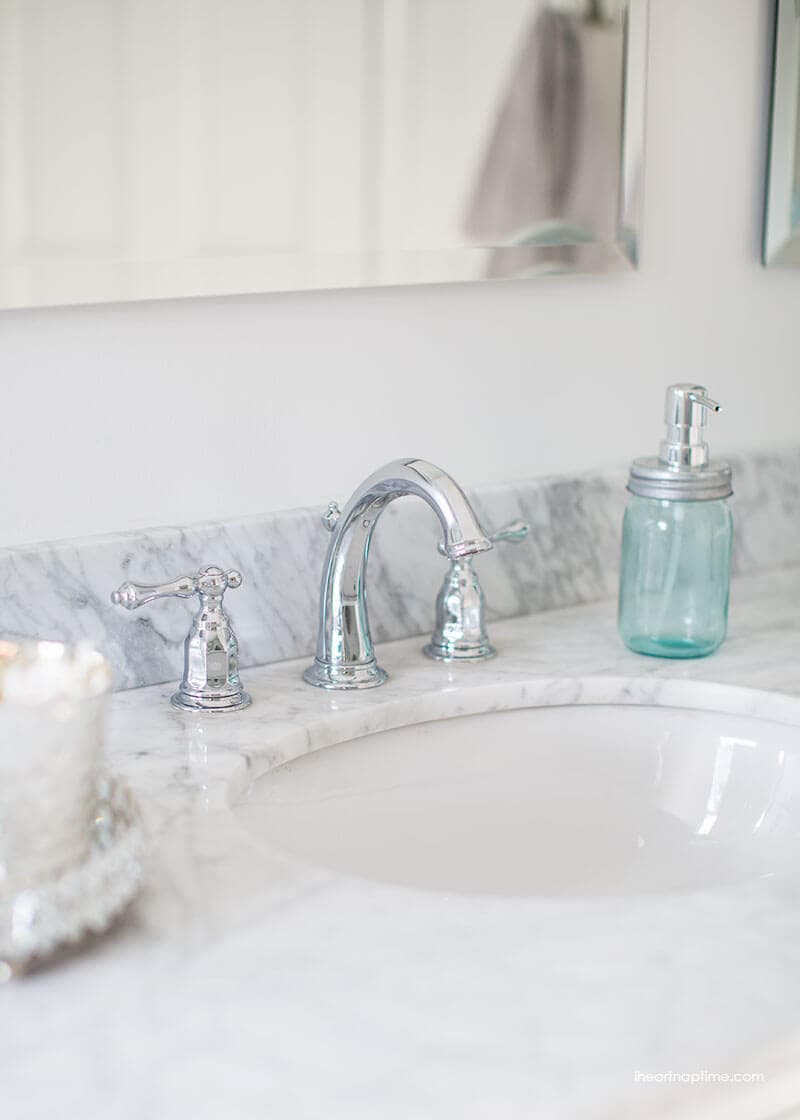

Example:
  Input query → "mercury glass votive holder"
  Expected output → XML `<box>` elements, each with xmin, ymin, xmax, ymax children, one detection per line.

<box><xmin>0</xmin><ymin>640</ymin><xmax>112</xmax><ymax>899</ymax></box>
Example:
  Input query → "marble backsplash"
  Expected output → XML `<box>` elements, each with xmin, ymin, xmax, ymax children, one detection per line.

<box><xmin>1</xmin><ymin>448</ymin><xmax>798</xmax><ymax>691</ymax></box>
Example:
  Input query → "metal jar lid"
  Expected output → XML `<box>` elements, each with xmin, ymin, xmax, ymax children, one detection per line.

<box><xmin>628</xmin><ymin>457</ymin><xmax>733</xmax><ymax>502</ymax></box>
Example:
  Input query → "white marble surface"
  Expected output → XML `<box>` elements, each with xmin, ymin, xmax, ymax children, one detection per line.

<box><xmin>1</xmin><ymin>448</ymin><xmax>798</xmax><ymax>691</ymax></box>
<box><xmin>4</xmin><ymin>566</ymin><xmax>800</xmax><ymax>1120</ymax></box>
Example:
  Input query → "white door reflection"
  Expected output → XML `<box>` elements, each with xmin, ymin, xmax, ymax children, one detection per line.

<box><xmin>0</xmin><ymin>0</ymin><xmax>644</xmax><ymax>308</ymax></box>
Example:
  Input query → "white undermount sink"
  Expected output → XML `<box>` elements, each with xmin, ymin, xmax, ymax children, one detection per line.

<box><xmin>234</xmin><ymin>700</ymin><xmax>800</xmax><ymax>897</ymax></box>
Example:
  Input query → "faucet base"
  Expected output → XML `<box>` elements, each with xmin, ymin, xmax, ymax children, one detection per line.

<box><xmin>303</xmin><ymin>659</ymin><xmax>388</xmax><ymax>690</ymax></box>
<box><xmin>423</xmin><ymin>641</ymin><xmax>496</xmax><ymax>663</ymax></box>
<box><xmin>171</xmin><ymin>687</ymin><xmax>252</xmax><ymax>712</ymax></box>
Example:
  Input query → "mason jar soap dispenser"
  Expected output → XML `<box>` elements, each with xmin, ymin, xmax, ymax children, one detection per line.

<box><xmin>618</xmin><ymin>384</ymin><xmax>733</xmax><ymax>658</ymax></box>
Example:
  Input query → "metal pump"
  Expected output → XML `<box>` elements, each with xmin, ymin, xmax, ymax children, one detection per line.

<box><xmin>659</xmin><ymin>384</ymin><xmax>721</xmax><ymax>469</ymax></box>
<box><xmin>628</xmin><ymin>383</ymin><xmax>732</xmax><ymax>502</ymax></box>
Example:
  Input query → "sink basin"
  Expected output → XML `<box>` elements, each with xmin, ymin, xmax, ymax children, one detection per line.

<box><xmin>234</xmin><ymin>702</ymin><xmax>800</xmax><ymax>897</ymax></box>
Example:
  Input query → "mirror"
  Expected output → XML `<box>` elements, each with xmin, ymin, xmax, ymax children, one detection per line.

<box><xmin>0</xmin><ymin>0</ymin><xmax>648</xmax><ymax>309</ymax></box>
<box><xmin>765</xmin><ymin>0</ymin><xmax>800</xmax><ymax>266</ymax></box>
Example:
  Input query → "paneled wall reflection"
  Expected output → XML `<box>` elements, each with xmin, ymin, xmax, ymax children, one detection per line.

<box><xmin>0</xmin><ymin>0</ymin><xmax>642</xmax><ymax>308</ymax></box>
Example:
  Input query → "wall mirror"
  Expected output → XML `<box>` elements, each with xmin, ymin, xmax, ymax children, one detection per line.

<box><xmin>765</xmin><ymin>0</ymin><xmax>800</xmax><ymax>266</ymax></box>
<box><xmin>0</xmin><ymin>0</ymin><xmax>648</xmax><ymax>309</ymax></box>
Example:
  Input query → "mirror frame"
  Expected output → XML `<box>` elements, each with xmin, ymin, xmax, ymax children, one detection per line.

<box><xmin>764</xmin><ymin>0</ymin><xmax>800</xmax><ymax>266</ymax></box>
<box><xmin>605</xmin><ymin>0</ymin><xmax>649</xmax><ymax>271</ymax></box>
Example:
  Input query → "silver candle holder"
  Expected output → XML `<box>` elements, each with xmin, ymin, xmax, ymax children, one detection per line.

<box><xmin>0</xmin><ymin>641</ymin><xmax>143</xmax><ymax>974</ymax></box>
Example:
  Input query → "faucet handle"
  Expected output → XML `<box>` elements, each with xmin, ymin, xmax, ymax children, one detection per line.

<box><xmin>436</xmin><ymin>519</ymin><xmax>529</xmax><ymax>557</ymax></box>
<box><xmin>426</xmin><ymin>519</ymin><xmax>529</xmax><ymax>662</ymax></box>
<box><xmin>111</xmin><ymin>567</ymin><xmax>242</xmax><ymax>610</ymax></box>
<box><xmin>321</xmin><ymin>502</ymin><xmax>342</xmax><ymax>532</ymax></box>
<box><xmin>111</xmin><ymin>566</ymin><xmax>250</xmax><ymax>713</ymax></box>
<box><xmin>489</xmin><ymin>519</ymin><xmax>529</xmax><ymax>545</ymax></box>
<box><xmin>111</xmin><ymin>574</ymin><xmax>197</xmax><ymax>609</ymax></box>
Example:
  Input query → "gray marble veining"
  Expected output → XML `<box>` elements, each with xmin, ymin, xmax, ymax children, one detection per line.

<box><xmin>1</xmin><ymin>447</ymin><xmax>798</xmax><ymax>690</ymax></box>
<box><xmin>3</xmin><ymin>567</ymin><xmax>800</xmax><ymax>1120</ymax></box>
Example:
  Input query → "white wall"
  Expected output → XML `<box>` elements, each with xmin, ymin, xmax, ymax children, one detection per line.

<box><xmin>0</xmin><ymin>0</ymin><xmax>797</xmax><ymax>548</ymax></box>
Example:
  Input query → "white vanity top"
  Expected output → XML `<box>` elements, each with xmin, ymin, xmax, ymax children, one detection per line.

<box><xmin>5</xmin><ymin>567</ymin><xmax>800</xmax><ymax>1120</ymax></box>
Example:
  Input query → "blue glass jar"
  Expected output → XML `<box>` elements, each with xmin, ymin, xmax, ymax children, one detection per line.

<box><xmin>618</xmin><ymin>384</ymin><xmax>733</xmax><ymax>660</ymax></box>
<box><xmin>618</xmin><ymin>495</ymin><xmax>732</xmax><ymax>658</ymax></box>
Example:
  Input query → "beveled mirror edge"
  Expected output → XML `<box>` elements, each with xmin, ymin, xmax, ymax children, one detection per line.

<box><xmin>617</xmin><ymin>0</ymin><xmax>650</xmax><ymax>270</ymax></box>
<box><xmin>764</xmin><ymin>0</ymin><xmax>800</xmax><ymax>266</ymax></box>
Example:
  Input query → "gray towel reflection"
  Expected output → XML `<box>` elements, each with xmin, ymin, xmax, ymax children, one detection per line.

<box><xmin>463</xmin><ymin>6</ymin><xmax>623</xmax><ymax>277</ymax></box>
<box><xmin>464</xmin><ymin>11</ymin><xmax>583</xmax><ymax>241</ymax></box>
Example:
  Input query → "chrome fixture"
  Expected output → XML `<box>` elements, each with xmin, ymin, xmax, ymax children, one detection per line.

<box><xmin>628</xmin><ymin>384</ymin><xmax>732</xmax><ymax>502</ymax></box>
<box><xmin>111</xmin><ymin>566</ymin><xmax>250</xmax><ymax>712</ymax></box>
<box><xmin>424</xmin><ymin>520</ymin><xmax>529</xmax><ymax>662</ymax></box>
<box><xmin>658</xmin><ymin>384</ymin><xmax>720</xmax><ymax>469</ymax></box>
<box><xmin>304</xmin><ymin>459</ymin><xmax>492</xmax><ymax>690</ymax></box>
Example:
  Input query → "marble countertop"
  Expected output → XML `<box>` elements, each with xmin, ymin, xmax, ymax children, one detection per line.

<box><xmin>5</xmin><ymin>567</ymin><xmax>800</xmax><ymax>1120</ymax></box>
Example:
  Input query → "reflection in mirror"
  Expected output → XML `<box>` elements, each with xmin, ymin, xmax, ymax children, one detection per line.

<box><xmin>0</xmin><ymin>0</ymin><xmax>648</xmax><ymax>308</ymax></box>
<box><xmin>765</xmin><ymin>0</ymin><xmax>800</xmax><ymax>266</ymax></box>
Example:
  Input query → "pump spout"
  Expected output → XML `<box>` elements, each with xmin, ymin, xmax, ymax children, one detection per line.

<box><xmin>688</xmin><ymin>391</ymin><xmax>720</xmax><ymax>413</ymax></box>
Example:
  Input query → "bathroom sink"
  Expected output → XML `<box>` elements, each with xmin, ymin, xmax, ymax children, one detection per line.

<box><xmin>234</xmin><ymin>703</ymin><xmax>800</xmax><ymax>897</ymax></box>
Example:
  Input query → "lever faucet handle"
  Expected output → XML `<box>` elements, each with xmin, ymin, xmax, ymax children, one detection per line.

<box><xmin>426</xmin><ymin>519</ymin><xmax>529</xmax><ymax>662</ymax></box>
<box><xmin>436</xmin><ymin>518</ymin><xmax>529</xmax><ymax>556</ymax></box>
<box><xmin>111</xmin><ymin>566</ymin><xmax>250</xmax><ymax>713</ymax></box>
<box><xmin>321</xmin><ymin>502</ymin><xmax>342</xmax><ymax>532</ymax></box>
<box><xmin>489</xmin><ymin>519</ymin><xmax>530</xmax><ymax>545</ymax></box>
<box><xmin>111</xmin><ymin>574</ymin><xmax>197</xmax><ymax>610</ymax></box>
<box><xmin>111</xmin><ymin>567</ymin><xmax>242</xmax><ymax>609</ymax></box>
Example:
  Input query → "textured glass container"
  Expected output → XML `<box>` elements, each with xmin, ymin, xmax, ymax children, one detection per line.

<box><xmin>618</xmin><ymin>496</ymin><xmax>733</xmax><ymax>658</ymax></box>
<box><xmin>0</xmin><ymin>641</ymin><xmax>112</xmax><ymax>898</ymax></box>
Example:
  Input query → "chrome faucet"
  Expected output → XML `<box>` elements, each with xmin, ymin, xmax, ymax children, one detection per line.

<box><xmin>111</xmin><ymin>566</ymin><xmax>251</xmax><ymax>712</ymax></box>
<box><xmin>304</xmin><ymin>459</ymin><xmax>492</xmax><ymax>690</ymax></box>
<box><xmin>424</xmin><ymin>519</ymin><xmax>529</xmax><ymax>662</ymax></box>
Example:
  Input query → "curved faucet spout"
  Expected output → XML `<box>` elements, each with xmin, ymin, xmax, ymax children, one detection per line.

<box><xmin>303</xmin><ymin>459</ymin><xmax>492</xmax><ymax>690</ymax></box>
